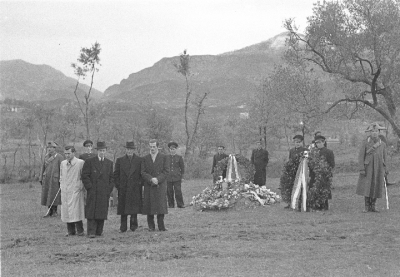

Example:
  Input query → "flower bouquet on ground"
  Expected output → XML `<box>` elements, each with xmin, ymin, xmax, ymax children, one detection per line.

<box><xmin>190</xmin><ymin>154</ymin><xmax>281</xmax><ymax>211</ymax></box>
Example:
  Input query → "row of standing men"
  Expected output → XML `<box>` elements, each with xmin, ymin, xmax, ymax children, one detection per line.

<box><xmin>40</xmin><ymin>139</ymin><xmax>185</xmax><ymax>238</ymax></box>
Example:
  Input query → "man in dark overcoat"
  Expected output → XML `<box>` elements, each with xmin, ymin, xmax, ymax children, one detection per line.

<box><xmin>40</xmin><ymin>141</ymin><xmax>64</xmax><ymax>217</ymax></box>
<box><xmin>141</xmin><ymin>139</ymin><xmax>169</xmax><ymax>231</ymax></box>
<box><xmin>166</xmin><ymin>141</ymin><xmax>185</xmax><ymax>208</ymax></box>
<box><xmin>114</xmin><ymin>141</ymin><xmax>143</xmax><ymax>232</ymax></box>
<box><xmin>251</xmin><ymin>141</ymin><xmax>269</xmax><ymax>187</ymax></box>
<box><xmin>211</xmin><ymin>145</ymin><xmax>228</xmax><ymax>182</ymax></box>
<box><xmin>81</xmin><ymin>141</ymin><xmax>114</xmax><ymax>238</ymax></box>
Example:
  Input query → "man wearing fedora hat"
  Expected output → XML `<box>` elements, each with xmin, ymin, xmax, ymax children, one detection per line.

<box><xmin>141</xmin><ymin>139</ymin><xmax>169</xmax><ymax>231</ymax></box>
<box><xmin>356</xmin><ymin>123</ymin><xmax>389</xmax><ymax>212</ymax></box>
<box><xmin>79</xmin><ymin>140</ymin><xmax>96</xmax><ymax>161</ymax></box>
<box><xmin>166</xmin><ymin>141</ymin><xmax>185</xmax><ymax>208</ymax></box>
<box><xmin>114</xmin><ymin>141</ymin><xmax>143</xmax><ymax>232</ymax></box>
<box><xmin>40</xmin><ymin>141</ymin><xmax>64</xmax><ymax>217</ymax></box>
<box><xmin>81</xmin><ymin>141</ymin><xmax>115</xmax><ymax>238</ymax></box>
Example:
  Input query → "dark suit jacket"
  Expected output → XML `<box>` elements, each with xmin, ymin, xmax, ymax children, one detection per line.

<box><xmin>79</xmin><ymin>153</ymin><xmax>97</xmax><ymax>161</ymax></box>
<box><xmin>251</xmin><ymin>148</ymin><xmax>269</xmax><ymax>169</ymax></box>
<box><xmin>211</xmin><ymin>153</ymin><xmax>228</xmax><ymax>174</ymax></box>
<box><xmin>81</xmin><ymin>156</ymin><xmax>114</xmax><ymax>220</ymax></box>
<box><xmin>141</xmin><ymin>153</ymin><xmax>169</xmax><ymax>215</ymax></box>
<box><xmin>318</xmin><ymin>147</ymin><xmax>335</xmax><ymax>169</ymax></box>
<box><xmin>114</xmin><ymin>154</ymin><xmax>143</xmax><ymax>215</ymax></box>
<box><xmin>289</xmin><ymin>147</ymin><xmax>307</xmax><ymax>161</ymax></box>
<box><xmin>167</xmin><ymin>154</ymin><xmax>185</xmax><ymax>182</ymax></box>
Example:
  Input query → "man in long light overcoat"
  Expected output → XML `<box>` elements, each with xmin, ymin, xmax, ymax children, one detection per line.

<box><xmin>60</xmin><ymin>145</ymin><xmax>85</xmax><ymax>236</ymax></box>
<box><xmin>40</xmin><ymin>141</ymin><xmax>64</xmax><ymax>217</ymax></box>
<box><xmin>81</xmin><ymin>141</ymin><xmax>114</xmax><ymax>238</ymax></box>
<box><xmin>356</xmin><ymin>123</ymin><xmax>388</xmax><ymax>212</ymax></box>
<box><xmin>114</xmin><ymin>141</ymin><xmax>143</xmax><ymax>233</ymax></box>
<box><xmin>141</xmin><ymin>139</ymin><xmax>169</xmax><ymax>231</ymax></box>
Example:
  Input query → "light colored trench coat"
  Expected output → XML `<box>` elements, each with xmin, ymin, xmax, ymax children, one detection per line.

<box><xmin>356</xmin><ymin>137</ymin><xmax>387</xmax><ymax>199</ymax></box>
<box><xmin>60</xmin><ymin>157</ymin><xmax>85</xmax><ymax>222</ymax></box>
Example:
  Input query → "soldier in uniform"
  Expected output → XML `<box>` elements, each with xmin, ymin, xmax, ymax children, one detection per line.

<box><xmin>356</xmin><ymin>123</ymin><xmax>388</xmax><ymax>212</ymax></box>
<box><xmin>166</xmin><ymin>141</ymin><xmax>185</xmax><ymax>208</ymax></box>
<box><xmin>40</xmin><ymin>141</ymin><xmax>64</xmax><ymax>217</ymax></box>
<box><xmin>79</xmin><ymin>140</ymin><xmax>96</xmax><ymax>161</ymax></box>
<box><xmin>289</xmin><ymin>135</ymin><xmax>307</xmax><ymax>161</ymax></box>
<box><xmin>251</xmin><ymin>141</ymin><xmax>269</xmax><ymax>187</ymax></box>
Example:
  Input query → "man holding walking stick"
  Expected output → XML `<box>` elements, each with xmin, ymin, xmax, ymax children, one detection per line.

<box><xmin>40</xmin><ymin>141</ymin><xmax>63</xmax><ymax>217</ymax></box>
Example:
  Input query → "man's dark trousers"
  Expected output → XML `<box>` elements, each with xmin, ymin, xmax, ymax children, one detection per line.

<box><xmin>167</xmin><ymin>181</ymin><xmax>184</xmax><ymax>208</ymax></box>
<box><xmin>120</xmin><ymin>214</ymin><xmax>138</xmax><ymax>232</ymax></box>
<box><xmin>67</xmin><ymin>221</ymin><xmax>84</xmax><ymax>235</ymax></box>
<box><xmin>147</xmin><ymin>214</ymin><xmax>165</xmax><ymax>231</ymax></box>
<box><xmin>87</xmin><ymin>219</ymin><xmax>105</xmax><ymax>236</ymax></box>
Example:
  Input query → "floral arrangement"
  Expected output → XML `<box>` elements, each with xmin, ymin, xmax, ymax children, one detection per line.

<box><xmin>192</xmin><ymin>154</ymin><xmax>280</xmax><ymax>211</ymax></box>
<box><xmin>307</xmin><ymin>151</ymin><xmax>333</xmax><ymax>210</ymax></box>
<box><xmin>280</xmin><ymin>153</ymin><xmax>302</xmax><ymax>204</ymax></box>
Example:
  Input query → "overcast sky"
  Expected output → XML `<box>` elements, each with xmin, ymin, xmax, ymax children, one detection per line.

<box><xmin>1</xmin><ymin>0</ymin><xmax>316</xmax><ymax>92</ymax></box>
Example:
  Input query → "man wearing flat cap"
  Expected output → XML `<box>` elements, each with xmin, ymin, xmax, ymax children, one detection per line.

<box><xmin>40</xmin><ymin>141</ymin><xmax>64</xmax><ymax>217</ymax></box>
<box><xmin>356</xmin><ymin>122</ymin><xmax>388</xmax><ymax>212</ymax></box>
<box><xmin>81</xmin><ymin>141</ymin><xmax>115</xmax><ymax>238</ymax></box>
<box><xmin>289</xmin><ymin>135</ymin><xmax>307</xmax><ymax>161</ymax></box>
<box><xmin>166</xmin><ymin>141</ymin><xmax>185</xmax><ymax>208</ymax></box>
<box><xmin>114</xmin><ymin>141</ymin><xmax>143</xmax><ymax>232</ymax></box>
<box><xmin>79</xmin><ymin>140</ymin><xmax>96</xmax><ymax>161</ymax></box>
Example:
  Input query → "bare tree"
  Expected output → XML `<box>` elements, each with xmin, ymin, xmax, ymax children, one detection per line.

<box><xmin>174</xmin><ymin>50</ymin><xmax>209</xmax><ymax>159</ymax></box>
<box><xmin>285</xmin><ymin>0</ymin><xmax>400</xmax><ymax>138</ymax></box>
<box><xmin>71</xmin><ymin>42</ymin><xmax>101</xmax><ymax>139</ymax></box>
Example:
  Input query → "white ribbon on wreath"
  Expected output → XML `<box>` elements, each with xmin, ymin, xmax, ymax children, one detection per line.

<box><xmin>226</xmin><ymin>154</ymin><xmax>241</xmax><ymax>183</ymax></box>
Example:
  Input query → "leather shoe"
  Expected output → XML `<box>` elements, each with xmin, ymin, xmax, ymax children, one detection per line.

<box><xmin>119</xmin><ymin>230</ymin><xmax>126</xmax><ymax>233</ymax></box>
<box><xmin>77</xmin><ymin>232</ymin><xmax>85</xmax><ymax>236</ymax></box>
<box><xmin>159</xmin><ymin>228</ymin><xmax>167</xmax><ymax>231</ymax></box>
<box><xmin>148</xmin><ymin>228</ymin><xmax>155</xmax><ymax>232</ymax></box>
<box><xmin>65</xmin><ymin>233</ymin><xmax>76</xmax><ymax>237</ymax></box>
<box><xmin>43</xmin><ymin>214</ymin><xmax>51</xmax><ymax>218</ymax></box>
<box><xmin>87</xmin><ymin>234</ymin><xmax>96</xmax><ymax>238</ymax></box>
<box><xmin>177</xmin><ymin>206</ymin><xmax>185</xmax><ymax>208</ymax></box>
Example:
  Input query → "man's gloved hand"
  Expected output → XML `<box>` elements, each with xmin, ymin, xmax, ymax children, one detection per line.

<box><xmin>360</xmin><ymin>169</ymin><xmax>366</xmax><ymax>176</ymax></box>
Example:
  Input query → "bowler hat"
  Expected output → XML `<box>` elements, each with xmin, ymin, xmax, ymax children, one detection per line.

<box><xmin>83</xmin><ymin>139</ymin><xmax>93</xmax><ymax>147</ymax></box>
<box><xmin>314</xmin><ymin>135</ymin><xmax>326</xmax><ymax>142</ymax></box>
<box><xmin>293</xmin><ymin>135</ymin><xmax>304</xmax><ymax>141</ymax></box>
<box><xmin>168</xmin><ymin>141</ymin><xmax>178</xmax><ymax>148</ymax></box>
<box><xmin>47</xmin><ymin>141</ymin><xmax>58</xmax><ymax>148</ymax></box>
<box><xmin>124</xmin><ymin>141</ymin><xmax>136</xmax><ymax>149</ymax></box>
<box><xmin>95</xmin><ymin>141</ymin><xmax>107</xmax><ymax>150</ymax></box>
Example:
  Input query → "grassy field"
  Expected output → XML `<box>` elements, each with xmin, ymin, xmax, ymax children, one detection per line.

<box><xmin>1</xmin><ymin>172</ymin><xmax>400</xmax><ymax>277</ymax></box>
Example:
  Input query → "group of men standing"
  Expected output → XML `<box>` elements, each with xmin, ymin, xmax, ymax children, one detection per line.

<box><xmin>40</xmin><ymin>139</ymin><xmax>185</xmax><ymax>238</ymax></box>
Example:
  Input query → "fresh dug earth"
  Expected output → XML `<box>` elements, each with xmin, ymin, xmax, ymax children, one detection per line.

<box><xmin>1</xmin><ymin>172</ymin><xmax>400</xmax><ymax>277</ymax></box>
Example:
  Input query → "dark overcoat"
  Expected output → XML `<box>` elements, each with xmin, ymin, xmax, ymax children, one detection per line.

<box><xmin>114</xmin><ymin>154</ymin><xmax>143</xmax><ymax>215</ymax></box>
<box><xmin>356</xmin><ymin>138</ymin><xmax>387</xmax><ymax>198</ymax></box>
<box><xmin>81</xmin><ymin>156</ymin><xmax>114</xmax><ymax>220</ymax></box>
<box><xmin>141</xmin><ymin>153</ymin><xmax>169</xmax><ymax>215</ymax></box>
<box><xmin>251</xmin><ymin>148</ymin><xmax>269</xmax><ymax>186</ymax></box>
<box><xmin>211</xmin><ymin>153</ymin><xmax>229</xmax><ymax>175</ymax></box>
<box><xmin>40</xmin><ymin>153</ymin><xmax>64</xmax><ymax>206</ymax></box>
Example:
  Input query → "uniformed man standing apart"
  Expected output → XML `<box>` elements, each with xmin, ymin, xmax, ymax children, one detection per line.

<box><xmin>114</xmin><ymin>141</ymin><xmax>143</xmax><ymax>233</ymax></box>
<box><xmin>79</xmin><ymin>140</ymin><xmax>96</xmax><ymax>161</ymax></box>
<box><xmin>251</xmin><ymin>141</ymin><xmax>269</xmax><ymax>187</ymax></box>
<box><xmin>356</xmin><ymin>123</ymin><xmax>388</xmax><ymax>212</ymax></box>
<box><xmin>166</xmin><ymin>141</ymin><xmax>185</xmax><ymax>208</ymax></box>
<box><xmin>141</xmin><ymin>139</ymin><xmax>169</xmax><ymax>231</ymax></box>
<box><xmin>81</xmin><ymin>141</ymin><xmax>114</xmax><ymax>238</ymax></box>
<box><xmin>40</xmin><ymin>141</ymin><xmax>64</xmax><ymax>217</ymax></box>
<box><xmin>60</xmin><ymin>145</ymin><xmax>85</xmax><ymax>236</ymax></box>
<box><xmin>211</xmin><ymin>145</ymin><xmax>229</xmax><ymax>182</ymax></box>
